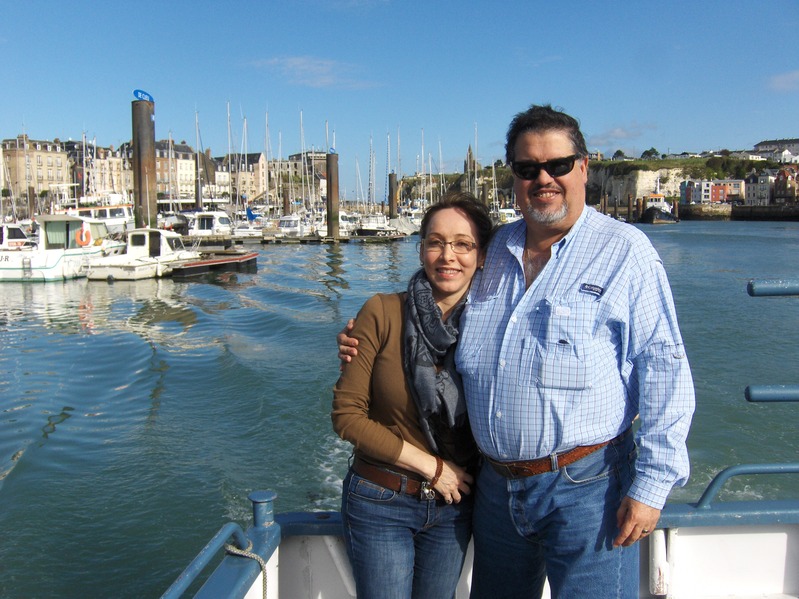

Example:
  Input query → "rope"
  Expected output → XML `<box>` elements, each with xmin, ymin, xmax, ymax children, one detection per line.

<box><xmin>224</xmin><ymin>539</ymin><xmax>268</xmax><ymax>599</ymax></box>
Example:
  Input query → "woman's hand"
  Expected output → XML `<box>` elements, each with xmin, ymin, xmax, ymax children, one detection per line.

<box><xmin>337</xmin><ymin>319</ymin><xmax>359</xmax><ymax>370</ymax></box>
<box><xmin>395</xmin><ymin>442</ymin><xmax>473</xmax><ymax>504</ymax></box>
<box><xmin>432</xmin><ymin>460</ymin><xmax>473</xmax><ymax>504</ymax></box>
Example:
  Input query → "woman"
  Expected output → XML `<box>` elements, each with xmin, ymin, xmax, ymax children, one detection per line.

<box><xmin>331</xmin><ymin>190</ymin><xmax>494</xmax><ymax>599</ymax></box>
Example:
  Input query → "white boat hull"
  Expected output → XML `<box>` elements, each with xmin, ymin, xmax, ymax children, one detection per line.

<box><xmin>0</xmin><ymin>248</ymin><xmax>87</xmax><ymax>281</ymax></box>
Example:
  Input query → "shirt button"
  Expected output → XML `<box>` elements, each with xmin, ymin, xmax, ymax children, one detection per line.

<box><xmin>511</xmin><ymin>315</ymin><xmax>517</xmax><ymax>323</ymax></box>
<box><xmin>499</xmin><ymin>359</ymin><xmax>506</xmax><ymax>368</ymax></box>
<box><xmin>496</xmin><ymin>411</ymin><xmax>502</xmax><ymax>418</ymax></box>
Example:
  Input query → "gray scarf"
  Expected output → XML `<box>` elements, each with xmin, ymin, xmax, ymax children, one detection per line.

<box><xmin>403</xmin><ymin>269</ymin><xmax>468</xmax><ymax>454</ymax></box>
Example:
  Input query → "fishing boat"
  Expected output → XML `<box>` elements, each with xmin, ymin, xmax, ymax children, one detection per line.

<box><xmin>0</xmin><ymin>214</ymin><xmax>98</xmax><ymax>281</ymax></box>
<box><xmin>639</xmin><ymin>194</ymin><xmax>678</xmax><ymax>224</ymax></box>
<box><xmin>87</xmin><ymin>228</ymin><xmax>202</xmax><ymax>281</ymax></box>
<box><xmin>161</xmin><ymin>279</ymin><xmax>799</xmax><ymax>599</ymax></box>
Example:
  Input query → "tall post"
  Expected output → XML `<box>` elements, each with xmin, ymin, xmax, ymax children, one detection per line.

<box><xmin>388</xmin><ymin>173</ymin><xmax>398</xmax><ymax>218</ymax></box>
<box><xmin>326</xmin><ymin>152</ymin><xmax>340</xmax><ymax>239</ymax></box>
<box><xmin>131</xmin><ymin>95</ymin><xmax>157</xmax><ymax>227</ymax></box>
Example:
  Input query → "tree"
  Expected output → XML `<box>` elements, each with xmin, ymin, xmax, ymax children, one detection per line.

<box><xmin>612</xmin><ymin>149</ymin><xmax>626</xmax><ymax>160</ymax></box>
<box><xmin>641</xmin><ymin>147</ymin><xmax>660</xmax><ymax>160</ymax></box>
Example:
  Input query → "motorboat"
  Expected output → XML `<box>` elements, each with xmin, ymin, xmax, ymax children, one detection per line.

<box><xmin>232</xmin><ymin>221</ymin><xmax>265</xmax><ymax>240</ymax></box>
<box><xmin>87</xmin><ymin>228</ymin><xmax>202</xmax><ymax>281</ymax></box>
<box><xmin>186</xmin><ymin>211</ymin><xmax>233</xmax><ymax>237</ymax></box>
<box><xmin>354</xmin><ymin>212</ymin><xmax>400</xmax><ymax>237</ymax></box>
<box><xmin>161</xmin><ymin>279</ymin><xmax>799</xmax><ymax>599</ymax></box>
<box><xmin>0</xmin><ymin>222</ymin><xmax>36</xmax><ymax>250</ymax></box>
<box><xmin>274</xmin><ymin>214</ymin><xmax>309</xmax><ymax>238</ymax></box>
<box><xmin>64</xmin><ymin>200</ymin><xmax>136</xmax><ymax>235</ymax></box>
<box><xmin>0</xmin><ymin>214</ymin><xmax>105</xmax><ymax>281</ymax></box>
<box><xmin>491</xmin><ymin>207</ymin><xmax>523</xmax><ymax>225</ymax></box>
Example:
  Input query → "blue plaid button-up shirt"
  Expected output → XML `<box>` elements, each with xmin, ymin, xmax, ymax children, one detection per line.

<box><xmin>456</xmin><ymin>206</ymin><xmax>694</xmax><ymax>508</ymax></box>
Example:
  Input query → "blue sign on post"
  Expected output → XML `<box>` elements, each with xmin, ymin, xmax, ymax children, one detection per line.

<box><xmin>133</xmin><ymin>89</ymin><xmax>154</xmax><ymax>103</ymax></box>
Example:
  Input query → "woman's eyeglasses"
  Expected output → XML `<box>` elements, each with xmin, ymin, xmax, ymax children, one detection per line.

<box><xmin>510</xmin><ymin>154</ymin><xmax>581</xmax><ymax>180</ymax></box>
<box><xmin>420</xmin><ymin>239</ymin><xmax>477</xmax><ymax>254</ymax></box>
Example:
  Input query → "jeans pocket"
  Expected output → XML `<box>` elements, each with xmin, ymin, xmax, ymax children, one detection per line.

<box><xmin>348</xmin><ymin>473</ymin><xmax>397</xmax><ymax>503</ymax></box>
<box><xmin>561</xmin><ymin>451</ymin><xmax>614</xmax><ymax>485</ymax></box>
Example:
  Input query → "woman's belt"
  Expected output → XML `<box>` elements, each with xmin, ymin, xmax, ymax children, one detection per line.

<box><xmin>352</xmin><ymin>457</ymin><xmax>443</xmax><ymax>500</ymax></box>
<box><xmin>486</xmin><ymin>428</ymin><xmax>631</xmax><ymax>479</ymax></box>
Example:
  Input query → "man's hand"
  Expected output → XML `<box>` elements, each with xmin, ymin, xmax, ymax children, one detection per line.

<box><xmin>614</xmin><ymin>496</ymin><xmax>660</xmax><ymax>547</ymax></box>
<box><xmin>337</xmin><ymin>319</ymin><xmax>358</xmax><ymax>370</ymax></box>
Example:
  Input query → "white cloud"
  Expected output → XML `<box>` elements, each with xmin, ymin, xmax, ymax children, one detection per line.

<box><xmin>588</xmin><ymin>123</ymin><xmax>656</xmax><ymax>147</ymax></box>
<box><xmin>769</xmin><ymin>70</ymin><xmax>799</xmax><ymax>92</ymax></box>
<box><xmin>251</xmin><ymin>56</ymin><xmax>378</xmax><ymax>89</ymax></box>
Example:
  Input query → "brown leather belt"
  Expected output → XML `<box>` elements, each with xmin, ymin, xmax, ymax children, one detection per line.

<box><xmin>353</xmin><ymin>457</ymin><xmax>443</xmax><ymax>501</ymax></box>
<box><xmin>487</xmin><ymin>428</ymin><xmax>631</xmax><ymax>479</ymax></box>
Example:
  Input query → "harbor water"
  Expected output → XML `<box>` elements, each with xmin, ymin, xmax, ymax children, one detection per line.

<box><xmin>1</xmin><ymin>220</ymin><xmax>798</xmax><ymax>598</ymax></box>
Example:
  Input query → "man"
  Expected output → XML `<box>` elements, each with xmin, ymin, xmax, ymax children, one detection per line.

<box><xmin>340</xmin><ymin>104</ymin><xmax>694</xmax><ymax>598</ymax></box>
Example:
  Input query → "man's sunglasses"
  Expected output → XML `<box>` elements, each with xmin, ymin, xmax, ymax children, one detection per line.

<box><xmin>510</xmin><ymin>154</ymin><xmax>581</xmax><ymax>181</ymax></box>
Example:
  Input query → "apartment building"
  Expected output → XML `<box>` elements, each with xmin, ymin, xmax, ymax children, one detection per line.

<box><xmin>1</xmin><ymin>135</ymin><xmax>70</xmax><ymax>205</ymax></box>
<box><xmin>681</xmin><ymin>179</ymin><xmax>746</xmax><ymax>204</ymax></box>
<box><xmin>744</xmin><ymin>171</ymin><xmax>776</xmax><ymax>205</ymax></box>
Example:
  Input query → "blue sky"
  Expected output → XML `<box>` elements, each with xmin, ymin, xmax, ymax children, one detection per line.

<box><xmin>3</xmin><ymin>0</ymin><xmax>798</xmax><ymax>200</ymax></box>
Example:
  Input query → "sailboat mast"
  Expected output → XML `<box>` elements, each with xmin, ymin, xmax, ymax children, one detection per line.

<box><xmin>195</xmin><ymin>111</ymin><xmax>202</xmax><ymax>209</ymax></box>
<box><xmin>438</xmin><ymin>140</ymin><xmax>444</xmax><ymax>195</ymax></box>
<box><xmin>474</xmin><ymin>122</ymin><xmax>479</xmax><ymax>196</ymax></box>
<box><xmin>242</xmin><ymin>115</ymin><xmax>248</xmax><ymax>214</ymax></box>
<box><xmin>227</xmin><ymin>101</ymin><xmax>233</xmax><ymax>206</ymax></box>
<box><xmin>168</xmin><ymin>131</ymin><xmax>175</xmax><ymax>213</ymax></box>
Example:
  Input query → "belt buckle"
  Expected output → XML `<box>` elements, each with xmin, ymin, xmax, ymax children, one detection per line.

<box><xmin>420</xmin><ymin>481</ymin><xmax>436</xmax><ymax>500</ymax></box>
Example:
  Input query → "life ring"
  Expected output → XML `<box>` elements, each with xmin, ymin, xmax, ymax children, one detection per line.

<box><xmin>76</xmin><ymin>229</ymin><xmax>92</xmax><ymax>247</ymax></box>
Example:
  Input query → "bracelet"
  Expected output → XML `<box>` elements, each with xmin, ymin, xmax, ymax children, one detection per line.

<box><xmin>429</xmin><ymin>456</ymin><xmax>444</xmax><ymax>487</ymax></box>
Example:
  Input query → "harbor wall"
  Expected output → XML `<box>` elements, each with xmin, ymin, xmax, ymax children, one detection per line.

<box><xmin>732</xmin><ymin>204</ymin><xmax>799</xmax><ymax>221</ymax></box>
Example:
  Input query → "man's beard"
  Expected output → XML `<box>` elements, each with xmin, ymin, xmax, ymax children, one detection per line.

<box><xmin>522</xmin><ymin>195</ymin><xmax>569</xmax><ymax>225</ymax></box>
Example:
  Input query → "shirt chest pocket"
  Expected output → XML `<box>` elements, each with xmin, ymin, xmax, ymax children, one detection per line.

<box><xmin>526</xmin><ymin>298</ymin><xmax>600</xmax><ymax>390</ymax></box>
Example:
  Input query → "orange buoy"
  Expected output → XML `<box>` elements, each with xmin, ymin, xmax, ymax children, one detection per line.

<box><xmin>76</xmin><ymin>228</ymin><xmax>92</xmax><ymax>247</ymax></box>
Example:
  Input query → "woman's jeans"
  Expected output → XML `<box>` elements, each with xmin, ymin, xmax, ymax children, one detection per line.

<box><xmin>470</xmin><ymin>432</ymin><xmax>639</xmax><ymax>599</ymax></box>
<box><xmin>341</xmin><ymin>468</ymin><xmax>473</xmax><ymax>599</ymax></box>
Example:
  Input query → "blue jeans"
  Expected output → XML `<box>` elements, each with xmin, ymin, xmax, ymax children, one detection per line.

<box><xmin>341</xmin><ymin>468</ymin><xmax>473</xmax><ymax>599</ymax></box>
<box><xmin>470</xmin><ymin>433</ymin><xmax>638</xmax><ymax>599</ymax></box>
